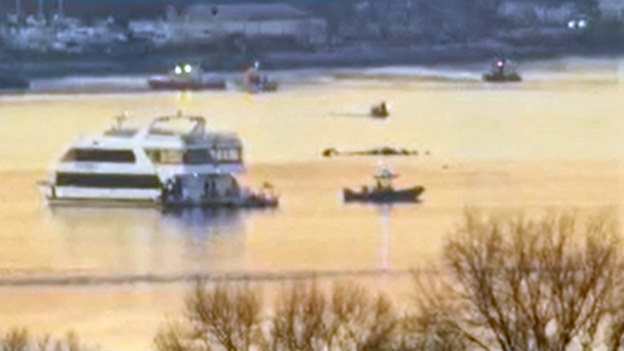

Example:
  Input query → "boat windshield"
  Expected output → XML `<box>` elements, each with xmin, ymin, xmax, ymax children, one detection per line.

<box><xmin>144</xmin><ymin>147</ymin><xmax>242</xmax><ymax>164</ymax></box>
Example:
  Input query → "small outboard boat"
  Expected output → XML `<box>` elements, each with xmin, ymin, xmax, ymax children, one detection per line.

<box><xmin>370</xmin><ymin>102</ymin><xmax>389</xmax><ymax>118</ymax></box>
<box><xmin>241</xmin><ymin>62</ymin><xmax>278</xmax><ymax>93</ymax></box>
<box><xmin>483</xmin><ymin>58</ymin><xmax>522</xmax><ymax>83</ymax></box>
<box><xmin>343</xmin><ymin>166</ymin><xmax>424</xmax><ymax>203</ymax></box>
<box><xmin>243</xmin><ymin>183</ymin><xmax>279</xmax><ymax>208</ymax></box>
<box><xmin>148</xmin><ymin>63</ymin><xmax>226</xmax><ymax>91</ymax></box>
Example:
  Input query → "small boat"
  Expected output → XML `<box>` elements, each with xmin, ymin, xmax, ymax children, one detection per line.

<box><xmin>240</xmin><ymin>62</ymin><xmax>278</xmax><ymax>93</ymax></box>
<box><xmin>343</xmin><ymin>167</ymin><xmax>424</xmax><ymax>203</ymax></box>
<box><xmin>148</xmin><ymin>63</ymin><xmax>226</xmax><ymax>91</ymax></box>
<box><xmin>483</xmin><ymin>57</ymin><xmax>522</xmax><ymax>83</ymax></box>
<box><xmin>370</xmin><ymin>102</ymin><xmax>389</xmax><ymax>118</ymax></box>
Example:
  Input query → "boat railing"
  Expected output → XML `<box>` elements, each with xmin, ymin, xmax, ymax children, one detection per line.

<box><xmin>147</xmin><ymin>114</ymin><xmax>206</xmax><ymax>136</ymax></box>
<box><xmin>103</xmin><ymin>113</ymin><xmax>140</xmax><ymax>137</ymax></box>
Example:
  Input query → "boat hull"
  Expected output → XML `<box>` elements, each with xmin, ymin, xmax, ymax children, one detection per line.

<box><xmin>40</xmin><ymin>184</ymin><xmax>278</xmax><ymax>209</ymax></box>
<box><xmin>148</xmin><ymin>78</ymin><xmax>226</xmax><ymax>91</ymax></box>
<box><xmin>343</xmin><ymin>186</ymin><xmax>425</xmax><ymax>203</ymax></box>
<box><xmin>46</xmin><ymin>197</ymin><xmax>157</xmax><ymax>208</ymax></box>
<box><xmin>239</xmin><ymin>80</ymin><xmax>278</xmax><ymax>93</ymax></box>
<box><xmin>482</xmin><ymin>72</ymin><xmax>522</xmax><ymax>83</ymax></box>
<box><xmin>162</xmin><ymin>195</ymin><xmax>278</xmax><ymax>209</ymax></box>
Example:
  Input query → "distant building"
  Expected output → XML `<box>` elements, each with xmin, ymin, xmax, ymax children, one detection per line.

<box><xmin>171</xmin><ymin>4</ymin><xmax>327</xmax><ymax>49</ymax></box>
<box><xmin>598</xmin><ymin>0</ymin><xmax>624</xmax><ymax>19</ymax></box>
<box><xmin>498</xmin><ymin>1</ymin><xmax>577</xmax><ymax>26</ymax></box>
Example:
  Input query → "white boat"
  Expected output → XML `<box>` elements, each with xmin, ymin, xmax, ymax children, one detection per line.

<box><xmin>38</xmin><ymin>112</ymin><xmax>278</xmax><ymax>208</ymax></box>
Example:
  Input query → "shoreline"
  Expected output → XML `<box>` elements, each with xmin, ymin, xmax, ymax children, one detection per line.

<box><xmin>3</xmin><ymin>41</ymin><xmax>623</xmax><ymax>79</ymax></box>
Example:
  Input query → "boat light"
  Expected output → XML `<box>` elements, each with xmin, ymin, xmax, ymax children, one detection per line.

<box><xmin>497</xmin><ymin>61</ymin><xmax>504</xmax><ymax>67</ymax></box>
<box><xmin>568</xmin><ymin>20</ymin><xmax>576</xmax><ymax>28</ymax></box>
<box><xmin>578</xmin><ymin>20</ymin><xmax>587</xmax><ymax>28</ymax></box>
<box><xmin>184</xmin><ymin>64</ymin><xmax>192</xmax><ymax>73</ymax></box>
<box><xmin>175</xmin><ymin>66</ymin><xmax>182</xmax><ymax>74</ymax></box>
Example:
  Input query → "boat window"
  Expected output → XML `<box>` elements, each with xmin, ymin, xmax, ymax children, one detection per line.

<box><xmin>145</xmin><ymin>149</ymin><xmax>185</xmax><ymax>164</ymax></box>
<box><xmin>56</xmin><ymin>173</ymin><xmax>161</xmax><ymax>189</ymax></box>
<box><xmin>145</xmin><ymin>148</ymin><xmax>240</xmax><ymax>164</ymax></box>
<box><xmin>62</xmin><ymin>148</ymin><xmax>136</xmax><ymax>163</ymax></box>
<box><xmin>144</xmin><ymin>149</ymin><xmax>161</xmax><ymax>163</ymax></box>
<box><xmin>209</xmin><ymin>148</ymin><xmax>220</xmax><ymax>161</ymax></box>
<box><xmin>228</xmin><ymin>148</ymin><xmax>241</xmax><ymax>161</ymax></box>
<box><xmin>160</xmin><ymin>149</ymin><xmax>184</xmax><ymax>164</ymax></box>
<box><xmin>184</xmin><ymin>149</ymin><xmax>212</xmax><ymax>164</ymax></box>
<box><xmin>208</xmin><ymin>147</ymin><xmax>241</xmax><ymax>162</ymax></box>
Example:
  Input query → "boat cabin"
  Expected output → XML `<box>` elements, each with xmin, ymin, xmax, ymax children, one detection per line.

<box><xmin>169</xmin><ymin>62</ymin><xmax>203</xmax><ymax>81</ymax></box>
<box><xmin>60</xmin><ymin>114</ymin><xmax>243</xmax><ymax>168</ymax></box>
<box><xmin>490</xmin><ymin>57</ymin><xmax>518</xmax><ymax>74</ymax></box>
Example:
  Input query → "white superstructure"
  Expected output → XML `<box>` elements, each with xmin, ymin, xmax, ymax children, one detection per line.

<box><xmin>39</xmin><ymin>112</ymin><xmax>271</xmax><ymax>207</ymax></box>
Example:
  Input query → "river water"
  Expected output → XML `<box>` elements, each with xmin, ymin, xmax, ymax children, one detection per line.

<box><xmin>0</xmin><ymin>57</ymin><xmax>624</xmax><ymax>351</ymax></box>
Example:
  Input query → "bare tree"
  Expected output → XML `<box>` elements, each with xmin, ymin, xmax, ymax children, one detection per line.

<box><xmin>268</xmin><ymin>281</ymin><xmax>328</xmax><ymax>351</ymax></box>
<box><xmin>0</xmin><ymin>328</ymin><xmax>91</xmax><ymax>351</ymax></box>
<box><xmin>158</xmin><ymin>279</ymin><xmax>400</xmax><ymax>351</ymax></box>
<box><xmin>157</xmin><ymin>280</ymin><xmax>265</xmax><ymax>351</ymax></box>
<box><xmin>413</xmin><ymin>210</ymin><xmax>624</xmax><ymax>351</ymax></box>
<box><xmin>154</xmin><ymin>321</ymin><xmax>199</xmax><ymax>351</ymax></box>
<box><xmin>2</xmin><ymin>328</ymin><xmax>29</xmax><ymax>351</ymax></box>
<box><xmin>268</xmin><ymin>280</ymin><xmax>399</xmax><ymax>351</ymax></box>
<box><xmin>328</xmin><ymin>282</ymin><xmax>398</xmax><ymax>351</ymax></box>
<box><xmin>398</xmin><ymin>304</ymin><xmax>470</xmax><ymax>351</ymax></box>
<box><xmin>64</xmin><ymin>331</ymin><xmax>80</xmax><ymax>351</ymax></box>
<box><xmin>36</xmin><ymin>334</ymin><xmax>51</xmax><ymax>351</ymax></box>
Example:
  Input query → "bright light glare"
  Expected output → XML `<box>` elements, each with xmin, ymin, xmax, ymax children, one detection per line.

<box><xmin>184</xmin><ymin>65</ymin><xmax>192</xmax><ymax>73</ymax></box>
<box><xmin>568</xmin><ymin>20</ymin><xmax>576</xmax><ymax>28</ymax></box>
<box><xmin>579</xmin><ymin>20</ymin><xmax>587</xmax><ymax>28</ymax></box>
<box><xmin>174</xmin><ymin>66</ymin><xmax>182</xmax><ymax>74</ymax></box>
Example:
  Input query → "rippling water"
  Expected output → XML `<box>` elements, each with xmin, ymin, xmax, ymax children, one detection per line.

<box><xmin>1</xmin><ymin>57</ymin><xmax>624</xmax><ymax>351</ymax></box>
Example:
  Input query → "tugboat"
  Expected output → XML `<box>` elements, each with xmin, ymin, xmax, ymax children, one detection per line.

<box><xmin>343</xmin><ymin>166</ymin><xmax>424</xmax><ymax>203</ymax></box>
<box><xmin>241</xmin><ymin>61</ymin><xmax>278</xmax><ymax>93</ymax></box>
<box><xmin>148</xmin><ymin>62</ymin><xmax>227</xmax><ymax>91</ymax></box>
<box><xmin>38</xmin><ymin>111</ymin><xmax>278</xmax><ymax>209</ymax></box>
<box><xmin>482</xmin><ymin>57</ymin><xmax>522</xmax><ymax>83</ymax></box>
<box><xmin>370</xmin><ymin>101</ymin><xmax>389</xmax><ymax>118</ymax></box>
